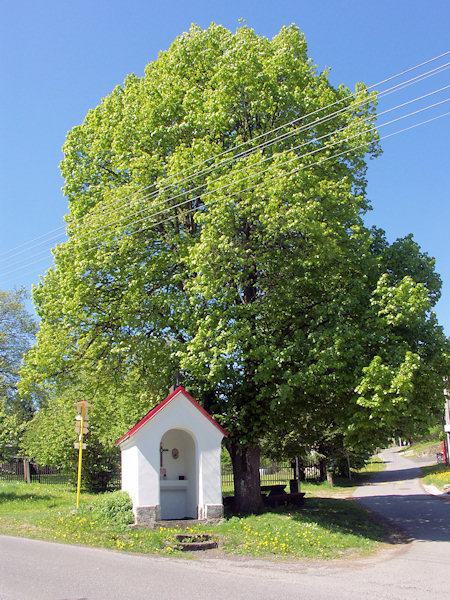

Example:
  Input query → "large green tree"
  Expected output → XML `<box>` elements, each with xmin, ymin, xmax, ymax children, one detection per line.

<box><xmin>21</xmin><ymin>24</ymin><xmax>446</xmax><ymax>510</ymax></box>
<box><xmin>262</xmin><ymin>229</ymin><xmax>448</xmax><ymax>481</ymax></box>
<box><xmin>349</xmin><ymin>232</ymin><xmax>448</xmax><ymax>448</ymax></box>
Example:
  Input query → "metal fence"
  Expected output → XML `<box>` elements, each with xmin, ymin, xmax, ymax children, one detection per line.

<box><xmin>0</xmin><ymin>460</ymin><xmax>69</xmax><ymax>484</ymax></box>
<box><xmin>1</xmin><ymin>458</ymin><xmax>321</xmax><ymax>493</ymax></box>
<box><xmin>31</xmin><ymin>466</ymin><xmax>70</xmax><ymax>485</ymax></box>
<box><xmin>221</xmin><ymin>458</ymin><xmax>322</xmax><ymax>493</ymax></box>
<box><xmin>0</xmin><ymin>460</ymin><xmax>25</xmax><ymax>482</ymax></box>
<box><xmin>0</xmin><ymin>459</ymin><xmax>122</xmax><ymax>490</ymax></box>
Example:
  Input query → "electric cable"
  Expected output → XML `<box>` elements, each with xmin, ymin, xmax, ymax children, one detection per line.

<box><xmin>69</xmin><ymin>83</ymin><xmax>450</xmax><ymax>245</ymax></box>
<box><xmin>1</xmin><ymin>52</ymin><xmax>448</xmax><ymax>263</ymax></box>
<box><xmin>1</xmin><ymin>105</ymin><xmax>447</xmax><ymax>281</ymax></box>
<box><xmin>2</xmin><ymin>70</ymin><xmax>448</xmax><ymax>273</ymax></box>
<box><xmin>69</xmin><ymin>61</ymin><xmax>450</xmax><ymax>234</ymax></box>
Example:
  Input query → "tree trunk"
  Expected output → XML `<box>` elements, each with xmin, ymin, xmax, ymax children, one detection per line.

<box><xmin>229</xmin><ymin>442</ymin><xmax>263</xmax><ymax>513</ymax></box>
<box><xmin>319</xmin><ymin>457</ymin><xmax>327</xmax><ymax>481</ymax></box>
<box><xmin>326</xmin><ymin>468</ymin><xmax>334</xmax><ymax>487</ymax></box>
<box><xmin>319</xmin><ymin>456</ymin><xmax>334</xmax><ymax>486</ymax></box>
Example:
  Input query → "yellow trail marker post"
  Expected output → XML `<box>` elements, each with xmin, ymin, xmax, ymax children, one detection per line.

<box><xmin>74</xmin><ymin>401</ymin><xmax>91</xmax><ymax>509</ymax></box>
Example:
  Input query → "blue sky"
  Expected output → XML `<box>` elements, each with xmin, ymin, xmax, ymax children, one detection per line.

<box><xmin>0</xmin><ymin>1</ymin><xmax>449</xmax><ymax>334</ymax></box>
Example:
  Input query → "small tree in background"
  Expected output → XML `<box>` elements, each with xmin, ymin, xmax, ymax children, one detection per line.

<box><xmin>0</xmin><ymin>288</ymin><xmax>36</xmax><ymax>458</ymax></box>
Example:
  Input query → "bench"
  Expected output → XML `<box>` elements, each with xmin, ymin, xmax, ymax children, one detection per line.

<box><xmin>223</xmin><ymin>483</ymin><xmax>306</xmax><ymax>510</ymax></box>
<box><xmin>260</xmin><ymin>484</ymin><xmax>305</xmax><ymax>508</ymax></box>
<box><xmin>260</xmin><ymin>484</ymin><xmax>287</xmax><ymax>497</ymax></box>
<box><xmin>263</xmin><ymin>491</ymin><xmax>305</xmax><ymax>508</ymax></box>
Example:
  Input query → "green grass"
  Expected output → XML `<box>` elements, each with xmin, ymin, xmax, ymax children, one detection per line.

<box><xmin>357</xmin><ymin>456</ymin><xmax>386</xmax><ymax>476</ymax></box>
<box><xmin>0</xmin><ymin>482</ymin><xmax>168</xmax><ymax>553</ymax></box>
<box><xmin>399</xmin><ymin>438</ymin><xmax>442</xmax><ymax>457</ymax></box>
<box><xmin>421</xmin><ymin>464</ymin><xmax>450</xmax><ymax>491</ymax></box>
<box><xmin>0</xmin><ymin>464</ymin><xmax>391</xmax><ymax>560</ymax></box>
<box><xmin>215</xmin><ymin>499</ymin><xmax>389</xmax><ymax>559</ymax></box>
<box><xmin>317</xmin><ymin>457</ymin><xmax>385</xmax><ymax>494</ymax></box>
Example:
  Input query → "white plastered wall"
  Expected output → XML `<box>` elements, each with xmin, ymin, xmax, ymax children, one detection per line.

<box><xmin>119</xmin><ymin>391</ymin><xmax>224</xmax><ymax>520</ymax></box>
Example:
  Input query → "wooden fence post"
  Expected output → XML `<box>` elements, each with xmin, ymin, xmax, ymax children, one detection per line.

<box><xmin>23</xmin><ymin>459</ymin><xmax>31</xmax><ymax>484</ymax></box>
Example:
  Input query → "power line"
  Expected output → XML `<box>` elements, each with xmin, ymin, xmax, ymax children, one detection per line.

<box><xmin>1</xmin><ymin>105</ymin><xmax>448</xmax><ymax>281</ymax></box>
<box><xmin>2</xmin><ymin>94</ymin><xmax>449</xmax><ymax>276</ymax></box>
<box><xmin>69</xmin><ymin>83</ymin><xmax>450</xmax><ymax>247</ymax></box>
<box><xmin>0</xmin><ymin>54</ymin><xmax>448</xmax><ymax>281</ymax></box>
<box><xmin>61</xmin><ymin>109</ymin><xmax>450</xmax><ymax>255</ymax></box>
<box><xmin>69</xmin><ymin>60</ymin><xmax>450</xmax><ymax>236</ymax></box>
<box><xmin>128</xmin><ymin>110</ymin><xmax>450</xmax><ymax>238</ymax></box>
<box><xmin>1</xmin><ymin>66</ymin><xmax>448</xmax><ymax>274</ymax></box>
<box><xmin>1</xmin><ymin>52</ymin><xmax>448</xmax><ymax>263</ymax></box>
<box><xmin>42</xmin><ymin>93</ymin><xmax>447</xmax><ymax>256</ymax></box>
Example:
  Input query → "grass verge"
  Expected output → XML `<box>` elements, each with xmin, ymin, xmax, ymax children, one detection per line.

<box><xmin>421</xmin><ymin>464</ymin><xmax>450</xmax><ymax>491</ymax></box>
<box><xmin>216</xmin><ymin>498</ymin><xmax>390</xmax><ymax>559</ymax></box>
<box><xmin>0</xmin><ymin>465</ymin><xmax>390</xmax><ymax>560</ymax></box>
<box><xmin>399</xmin><ymin>439</ymin><xmax>441</xmax><ymax>457</ymax></box>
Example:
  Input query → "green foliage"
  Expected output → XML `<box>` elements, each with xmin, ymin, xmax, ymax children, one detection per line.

<box><xmin>423</xmin><ymin>423</ymin><xmax>444</xmax><ymax>442</ymax></box>
<box><xmin>21</xmin><ymin>390</ymin><xmax>121</xmax><ymax>493</ymax></box>
<box><xmin>22</xmin><ymin>393</ymin><xmax>74</xmax><ymax>466</ymax></box>
<box><xmin>349</xmin><ymin>236</ymin><xmax>449</xmax><ymax>449</ymax></box>
<box><xmin>0</xmin><ymin>400</ymin><xmax>25</xmax><ymax>460</ymax></box>
<box><xmin>380</xmin><ymin>233</ymin><xmax>442</xmax><ymax>305</ymax></box>
<box><xmin>79</xmin><ymin>439</ymin><xmax>120</xmax><ymax>494</ymax></box>
<box><xmin>19</xmin><ymin>23</ymin><xmax>448</xmax><ymax>508</ymax></box>
<box><xmin>262</xmin><ymin>225</ymin><xmax>448</xmax><ymax>470</ymax></box>
<box><xmin>326</xmin><ymin>448</ymin><xmax>373</xmax><ymax>478</ymax></box>
<box><xmin>221</xmin><ymin>444</ymin><xmax>232</xmax><ymax>468</ymax></box>
<box><xmin>0</xmin><ymin>289</ymin><xmax>36</xmax><ymax>404</ymax></box>
<box><xmin>90</xmin><ymin>490</ymin><xmax>134</xmax><ymax>528</ymax></box>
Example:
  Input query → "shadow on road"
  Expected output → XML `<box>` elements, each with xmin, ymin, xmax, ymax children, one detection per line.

<box><xmin>364</xmin><ymin>466</ymin><xmax>424</xmax><ymax>484</ymax></box>
<box><xmin>356</xmin><ymin>494</ymin><xmax>450</xmax><ymax>543</ymax></box>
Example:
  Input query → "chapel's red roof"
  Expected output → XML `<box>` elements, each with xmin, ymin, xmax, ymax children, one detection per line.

<box><xmin>116</xmin><ymin>386</ymin><xmax>228</xmax><ymax>446</ymax></box>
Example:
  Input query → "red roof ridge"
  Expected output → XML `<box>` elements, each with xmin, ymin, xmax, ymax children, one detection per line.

<box><xmin>116</xmin><ymin>386</ymin><xmax>228</xmax><ymax>446</ymax></box>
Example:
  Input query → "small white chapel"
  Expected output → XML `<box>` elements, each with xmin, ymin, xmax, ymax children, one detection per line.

<box><xmin>116</xmin><ymin>386</ymin><xmax>228</xmax><ymax>525</ymax></box>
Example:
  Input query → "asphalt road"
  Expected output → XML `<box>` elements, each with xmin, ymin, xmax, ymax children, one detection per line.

<box><xmin>1</xmin><ymin>448</ymin><xmax>449</xmax><ymax>600</ymax></box>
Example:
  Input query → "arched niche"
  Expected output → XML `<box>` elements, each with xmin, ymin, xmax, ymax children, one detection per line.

<box><xmin>159</xmin><ymin>428</ymin><xmax>197</xmax><ymax>520</ymax></box>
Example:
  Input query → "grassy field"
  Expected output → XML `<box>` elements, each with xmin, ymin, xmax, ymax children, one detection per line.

<box><xmin>421</xmin><ymin>464</ymin><xmax>450</xmax><ymax>491</ymax></box>
<box><xmin>301</xmin><ymin>457</ymin><xmax>386</xmax><ymax>498</ymax></box>
<box><xmin>0</xmin><ymin>458</ymin><xmax>390</xmax><ymax>560</ymax></box>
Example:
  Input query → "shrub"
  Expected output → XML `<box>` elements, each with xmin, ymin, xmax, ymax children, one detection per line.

<box><xmin>80</xmin><ymin>440</ymin><xmax>121</xmax><ymax>494</ymax></box>
<box><xmin>93</xmin><ymin>491</ymin><xmax>134</xmax><ymax>528</ymax></box>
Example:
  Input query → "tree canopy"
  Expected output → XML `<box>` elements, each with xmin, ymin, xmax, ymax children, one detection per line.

<box><xmin>20</xmin><ymin>24</ymin><xmax>448</xmax><ymax>508</ymax></box>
